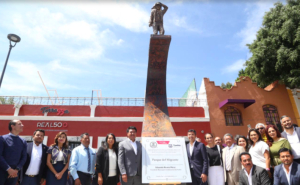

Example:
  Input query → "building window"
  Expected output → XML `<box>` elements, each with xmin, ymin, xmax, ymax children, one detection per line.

<box><xmin>224</xmin><ymin>106</ymin><xmax>243</xmax><ymax>126</ymax></box>
<box><xmin>69</xmin><ymin>141</ymin><xmax>81</xmax><ymax>150</ymax></box>
<box><xmin>262</xmin><ymin>104</ymin><xmax>283</xmax><ymax>132</ymax></box>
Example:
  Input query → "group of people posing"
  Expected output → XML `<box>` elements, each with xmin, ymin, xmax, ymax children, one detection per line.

<box><xmin>199</xmin><ymin>115</ymin><xmax>300</xmax><ymax>185</ymax></box>
<box><xmin>0</xmin><ymin>121</ymin><xmax>141</xmax><ymax>185</ymax></box>
<box><xmin>0</xmin><ymin>115</ymin><xmax>300</xmax><ymax>185</ymax></box>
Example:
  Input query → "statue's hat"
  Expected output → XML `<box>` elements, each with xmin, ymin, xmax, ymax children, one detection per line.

<box><xmin>152</xmin><ymin>2</ymin><xmax>162</xmax><ymax>9</ymax></box>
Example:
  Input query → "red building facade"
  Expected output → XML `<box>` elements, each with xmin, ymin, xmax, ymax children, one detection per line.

<box><xmin>0</xmin><ymin>103</ymin><xmax>210</xmax><ymax>148</ymax></box>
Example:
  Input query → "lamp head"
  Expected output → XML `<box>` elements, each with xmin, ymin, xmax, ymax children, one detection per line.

<box><xmin>7</xmin><ymin>34</ymin><xmax>21</xmax><ymax>43</ymax></box>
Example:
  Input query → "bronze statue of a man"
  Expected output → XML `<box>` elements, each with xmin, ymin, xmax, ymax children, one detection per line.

<box><xmin>149</xmin><ymin>2</ymin><xmax>168</xmax><ymax>35</ymax></box>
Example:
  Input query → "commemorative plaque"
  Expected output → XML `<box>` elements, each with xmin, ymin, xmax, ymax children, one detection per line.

<box><xmin>142</xmin><ymin>137</ymin><xmax>192</xmax><ymax>184</ymax></box>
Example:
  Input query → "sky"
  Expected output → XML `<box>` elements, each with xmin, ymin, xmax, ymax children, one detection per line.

<box><xmin>0</xmin><ymin>0</ymin><xmax>285</xmax><ymax>98</ymax></box>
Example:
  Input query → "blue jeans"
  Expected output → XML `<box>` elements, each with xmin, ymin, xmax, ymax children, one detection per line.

<box><xmin>20</xmin><ymin>175</ymin><xmax>39</xmax><ymax>185</ymax></box>
<box><xmin>0</xmin><ymin>170</ymin><xmax>18</xmax><ymax>185</ymax></box>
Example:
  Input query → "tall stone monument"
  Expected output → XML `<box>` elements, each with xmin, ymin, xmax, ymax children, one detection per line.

<box><xmin>141</xmin><ymin>35</ymin><xmax>176</xmax><ymax>138</ymax></box>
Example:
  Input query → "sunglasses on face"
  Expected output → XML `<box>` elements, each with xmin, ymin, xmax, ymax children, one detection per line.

<box><xmin>256</xmin><ymin>127</ymin><xmax>265</xmax><ymax>130</ymax></box>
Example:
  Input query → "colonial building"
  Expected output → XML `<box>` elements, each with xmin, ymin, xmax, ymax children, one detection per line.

<box><xmin>202</xmin><ymin>76</ymin><xmax>297</xmax><ymax>138</ymax></box>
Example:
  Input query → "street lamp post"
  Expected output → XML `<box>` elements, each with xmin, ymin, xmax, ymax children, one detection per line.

<box><xmin>0</xmin><ymin>34</ymin><xmax>21</xmax><ymax>89</ymax></box>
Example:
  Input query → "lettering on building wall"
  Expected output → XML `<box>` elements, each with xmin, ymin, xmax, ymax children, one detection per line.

<box><xmin>41</xmin><ymin>107</ymin><xmax>69</xmax><ymax>116</ymax></box>
<box><xmin>37</xmin><ymin>122</ymin><xmax>68</xmax><ymax>128</ymax></box>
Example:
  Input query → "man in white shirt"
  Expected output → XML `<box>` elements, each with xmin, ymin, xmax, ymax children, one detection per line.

<box><xmin>274</xmin><ymin>148</ymin><xmax>300</xmax><ymax>185</ymax></box>
<box><xmin>222</xmin><ymin>133</ymin><xmax>245</xmax><ymax>185</ymax></box>
<box><xmin>280</xmin><ymin>115</ymin><xmax>300</xmax><ymax>163</ymax></box>
<box><xmin>20</xmin><ymin>129</ymin><xmax>48</xmax><ymax>185</ymax></box>
<box><xmin>118</xmin><ymin>126</ymin><xmax>142</xmax><ymax>185</ymax></box>
<box><xmin>239</xmin><ymin>152</ymin><xmax>271</xmax><ymax>185</ymax></box>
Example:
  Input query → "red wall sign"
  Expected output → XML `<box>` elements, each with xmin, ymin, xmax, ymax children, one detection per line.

<box><xmin>41</xmin><ymin>107</ymin><xmax>69</xmax><ymax>116</ymax></box>
<box><xmin>37</xmin><ymin>122</ymin><xmax>68</xmax><ymax>128</ymax></box>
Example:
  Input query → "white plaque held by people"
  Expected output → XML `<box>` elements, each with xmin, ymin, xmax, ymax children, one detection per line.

<box><xmin>142</xmin><ymin>137</ymin><xmax>192</xmax><ymax>183</ymax></box>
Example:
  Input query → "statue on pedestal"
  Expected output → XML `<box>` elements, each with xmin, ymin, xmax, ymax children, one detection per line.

<box><xmin>149</xmin><ymin>2</ymin><xmax>168</xmax><ymax>35</ymax></box>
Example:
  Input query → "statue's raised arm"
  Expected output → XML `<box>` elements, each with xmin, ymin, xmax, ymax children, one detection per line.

<box><xmin>149</xmin><ymin>2</ymin><xmax>168</xmax><ymax>35</ymax></box>
<box><xmin>161</xmin><ymin>3</ymin><xmax>168</xmax><ymax>15</ymax></box>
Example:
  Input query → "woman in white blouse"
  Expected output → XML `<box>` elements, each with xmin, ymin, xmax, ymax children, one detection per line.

<box><xmin>96</xmin><ymin>133</ymin><xmax>119</xmax><ymax>185</ymax></box>
<box><xmin>248</xmin><ymin>128</ymin><xmax>271</xmax><ymax>178</ymax></box>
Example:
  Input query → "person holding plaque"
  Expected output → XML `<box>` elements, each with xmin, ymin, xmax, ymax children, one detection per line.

<box><xmin>186</xmin><ymin>129</ymin><xmax>208</xmax><ymax>185</ymax></box>
<box><xmin>118</xmin><ymin>126</ymin><xmax>142</xmax><ymax>185</ymax></box>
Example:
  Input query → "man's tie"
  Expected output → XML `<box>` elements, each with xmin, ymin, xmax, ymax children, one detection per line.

<box><xmin>226</xmin><ymin>149</ymin><xmax>231</xmax><ymax>171</ymax></box>
<box><xmin>85</xmin><ymin>147</ymin><xmax>91</xmax><ymax>172</ymax></box>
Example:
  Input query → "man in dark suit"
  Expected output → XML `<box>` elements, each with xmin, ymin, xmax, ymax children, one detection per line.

<box><xmin>0</xmin><ymin>120</ymin><xmax>27</xmax><ymax>185</ymax></box>
<box><xmin>239</xmin><ymin>152</ymin><xmax>271</xmax><ymax>185</ymax></box>
<box><xmin>280</xmin><ymin>115</ymin><xmax>300</xmax><ymax>163</ymax></box>
<box><xmin>118</xmin><ymin>126</ymin><xmax>142</xmax><ymax>185</ymax></box>
<box><xmin>20</xmin><ymin>129</ymin><xmax>48</xmax><ymax>185</ymax></box>
<box><xmin>274</xmin><ymin>148</ymin><xmax>300</xmax><ymax>185</ymax></box>
<box><xmin>186</xmin><ymin>129</ymin><xmax>208</xmax><ymax>185</ymax></box>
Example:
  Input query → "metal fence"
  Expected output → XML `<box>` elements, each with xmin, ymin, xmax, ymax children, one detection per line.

<box><xmin>0</xmin><ymin>96</ymin><xmax>207</xmax><ymax>107</ymax></box>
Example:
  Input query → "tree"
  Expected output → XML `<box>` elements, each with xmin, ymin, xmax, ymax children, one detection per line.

<box><xmin>22</xmin><ymin>100</ymin><xmax>29</xmax><ymax>105</ymax></box>
<box><xmin>0</xmin><ymin>97</ymin><xmax>5</xmax><ymax>104</ymax></box>
<box><xmin>220</xmin><ymin>83</ymin><xmax>226</xmax><ymax>89</ymax></box>
<box><xmin>226</xmin><ymin>82</ymin><xmax>233</xmax><ymax>89</ymax></box>
<box><xmin>235</xmin><ymin>69</ymin><xmax>250</xmax><ymax>82</ymax></box>
<box><xmin>0</xmin><ymin>97</ymin><xmax>14</xmax><ymax>104</ymax></box>
<box><xmin>220</xmin><ymin>82</ymin><xmax>233</xmax><ymax>89</ymax></box>
<box><xmin>242</xmin><ymin>0</ymin><xmax>300</xmax><ymax>88</ymax></box>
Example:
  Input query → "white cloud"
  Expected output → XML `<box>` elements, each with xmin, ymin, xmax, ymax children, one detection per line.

<box><xmin>172</xmin><ymin>16</ymin><xmax>187</xmax><ymax>27</ymax></box>
<box><xmin>237</xmin><ymin>1</ymin><xmax>275</xmax><ymax>48</ymax></box>
<box><xmin>0</xmin><ymin>3</ymin><xmax>152</xmax><ymax>96</ymax></box>
<box><xmin>116</xmin><ymin>39</ymin><xmax>124</xmax><ymax>46</ymax></box>
<box><xmin>73</xmin><ymin>3</ymin><xmax>149</xmax><ymax>33</ymax></box>
<box><xmin>9</xmin><ymin>7</ymin><xmax>124</xmax><ymax>62</ymax></box>
<box><xmin>0</xmin><ymin>60</ymin><xmax>80</xmax><ymax>96</ymax></box>
<box><xmin>70</xmin><ymin>2</ymin><xmax>198</xmax><ymax>34</ymax></box>
<box><xmin>222</xmin><ymin>59</ymin><xmax>245</xmax><ymax>74</ymax></box>
<box><xmin>167</xmin><ymin>14</ymin><xmax>201</xmax><ymax>33</ymax></box>
<box><xmin>59</xmin><ymin>21</ymin><xmax>99</xmax><ymax>41</ymax></box>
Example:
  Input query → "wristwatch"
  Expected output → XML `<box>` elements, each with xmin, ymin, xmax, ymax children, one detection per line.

<box><xmin>16</xmin><ymin>167</ymin><xmax>21</xmax><ymax>171</ymax></box>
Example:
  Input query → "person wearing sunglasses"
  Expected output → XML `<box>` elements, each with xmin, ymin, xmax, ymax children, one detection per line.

<box><xmin>255</xmin><ymin>123</ymin><xmax>268</xmax><ymax>142</ymax></box>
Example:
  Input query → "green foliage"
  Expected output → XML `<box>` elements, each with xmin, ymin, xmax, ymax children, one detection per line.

<box><xmin>243</xmin><ymin>0</ymin><xmax>300</xmax><ymax>88</ymax></box>
<box><xmin>0</xmin><ymin>97</ymin><xmax>5</xmax><ymax>104</ymax></box>
<box><xmin>235</xmin><ymin>69</ymin><xmax>252</xmax><ymax>82</ymax></box>
<box><xmin>220</xmin><ymin>82</ymin><xmax>233</xmax><ymax>89</ymax></box>
<box><xmin>7</xmin><ymin>97</ymin><xmax>14</xmax><ymax>104</ymax></box>
<box><xmin>226</xmin><ymin>82</ymin><xmax>233</xmax><ymax>89</ymax></box>
<box><xmin>0</xmin><ymin>97</ymin><xmax>15</xmax><ymax>104</ymax></box>
<box><xmin>220</xmin><ymin>83</ymin><xmax>226</xmax><ymax>89</ymax></box>
<box><xmin>22</xmin><ymin>100</ymin><xmax>29</xmax><ymax>105</ymax></box>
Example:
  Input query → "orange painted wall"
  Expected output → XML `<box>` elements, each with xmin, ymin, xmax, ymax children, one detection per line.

<box><xmin>204</xmin><ymin>77</ymin><xmax>296</xmax><ymax>139</ymax></box>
